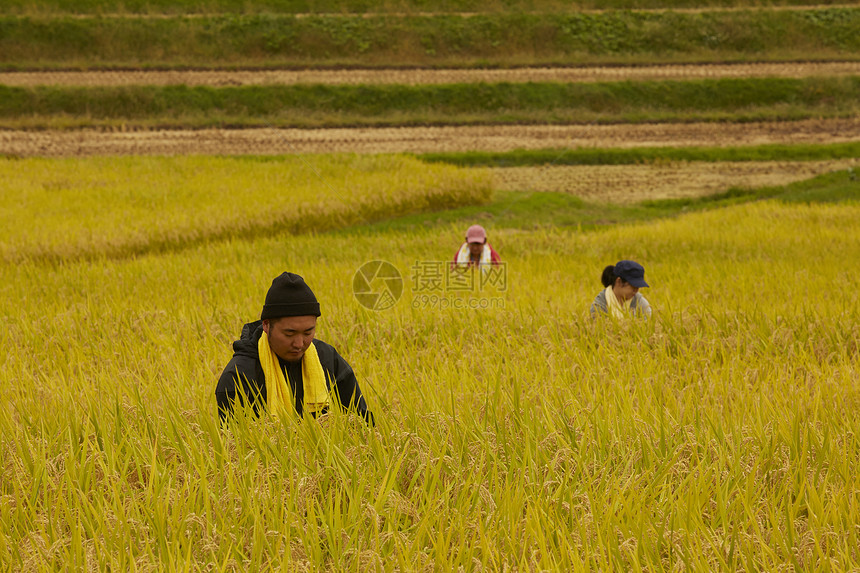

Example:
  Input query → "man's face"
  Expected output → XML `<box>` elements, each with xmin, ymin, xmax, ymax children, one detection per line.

<box><xmin>263</xmin><ymin>315</ymin><xmax>317</xmax><ymax>362</ymax></box>
<box><xmin>468</xmin><ymin>241</ymin><xmax>485</xmax><ymax>258</ymax></box>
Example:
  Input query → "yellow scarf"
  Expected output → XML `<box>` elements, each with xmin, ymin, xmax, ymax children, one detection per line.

<box><xmin>456</xmin><ymin>242</ymin><xmax>492</xmax><ymax>268</ymax></box>
<box><xmin>258</xmin><ymin>332</ymin><xmax>331</xmax><ymax>417</ymax></box>
<box><xmin>604</xmin><ymin>285</ymin><xmax>632</xmax><ymax>319</ymax></box>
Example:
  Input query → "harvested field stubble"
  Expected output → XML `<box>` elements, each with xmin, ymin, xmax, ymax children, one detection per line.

<box><xmin>2</xmin><ymin>118</ymin><xmax>859</xmax><ymax>157</ymax></box>
<box><xmin>494</xmin><ymin>159</ymin><xmax>860</xmax><ymax>203</ymax></box>
<box><xmin>3</xmin><ymin>62</ymin><xmax>860</xmax><ymax>87</ymax></box>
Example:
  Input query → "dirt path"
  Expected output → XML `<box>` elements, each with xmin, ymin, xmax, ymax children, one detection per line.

<box><xmin>2</xmin><ymin>118</ymin><xmax>857</xmax><ymax>157</ymax></box>
<box><xmin>3</xmin><ymin>62</ymin><xmax>859</xmax><ymax>87</ymax></box>
<box><xmin>10</xmin><ymin>5</ymin><xmax>858</xmax><ymax>17</ymax></box>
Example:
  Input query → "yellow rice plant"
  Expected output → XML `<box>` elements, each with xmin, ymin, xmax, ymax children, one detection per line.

<box><xmin>1</xmin><ymin>197</ymin><xmax>859</xmax><ymax>570</ymax></box>
<box><xmin>0</xmin><ymin>155</ymin><xmax>491</xmax><ymax>262</ymax></box>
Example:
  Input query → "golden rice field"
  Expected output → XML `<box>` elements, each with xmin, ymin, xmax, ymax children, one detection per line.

<box><xmin>0</xmin><ymin>156</ymin><xmax>490</xmax><ymax>262</ymax></box>
<box><xmin>1</xmin><ymin>155</ymin><xmax>859</xmax><ymax>570</ymax></box>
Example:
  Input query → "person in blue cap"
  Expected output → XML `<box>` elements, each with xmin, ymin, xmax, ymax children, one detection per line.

<box><xmin>590</xmin><ymin>260</ymin><xmax>652</xmax><ymax>318</ymax></box>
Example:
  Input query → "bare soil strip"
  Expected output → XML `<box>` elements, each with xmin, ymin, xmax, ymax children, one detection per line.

<box><xmin>2</xmin><ymin>118</ymin><xmax>858</xmax><ymax>157</ymax></box>
<box><xmin>494</xmin><ymin>160</ymin><xmax>859</xmax><ymax>204</ymax></box>
<box><xmin>13</xmin><ymin>5</ymin><xmax>859</xmax><ymax>17</ymax></box>
<box><xmin>3</xmin><ymin>62</ymin><xmax>859</xmax><ymax>87</ymax></box>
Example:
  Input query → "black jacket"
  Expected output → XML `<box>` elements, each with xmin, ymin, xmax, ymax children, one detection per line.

<box><xmin>215</xmin><ymin>320</ymin><xmax>372</xmax><ymax>424</ymax></box>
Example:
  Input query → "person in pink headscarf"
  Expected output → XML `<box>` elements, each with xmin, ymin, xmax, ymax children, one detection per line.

<box><xmin>452</xmin><ymin>224</ymin><xmax>501</xmax><ymax>269</ymax></box>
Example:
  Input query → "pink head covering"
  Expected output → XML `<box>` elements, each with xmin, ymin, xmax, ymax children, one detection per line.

<box><xmin>465</xmin><ymin>224</ymin><xmax>487</xmax><ymax>244</ymax></box>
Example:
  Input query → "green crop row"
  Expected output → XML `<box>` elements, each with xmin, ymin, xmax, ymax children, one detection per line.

<box><xmin>417</xmin><ymin>142</ymin><xmax>860</xmax><ymax>167</ymax></box>
<box><xmin>1</xmin><ymin>76</ymin><xmax>858</xmax><ymax>129</ymax></box>
<box><xmin>1</xmin><ymin>9</ymin><xmax>858</xmax><ymax>69</ymax></box>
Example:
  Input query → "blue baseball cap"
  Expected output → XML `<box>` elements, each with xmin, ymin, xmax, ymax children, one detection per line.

<box><xmin>614</xmin><ymin>260</ymin><xmax>649</xmax><ymax>288</ymax></box>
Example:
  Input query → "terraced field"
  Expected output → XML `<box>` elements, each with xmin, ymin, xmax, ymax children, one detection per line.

<box><xmin>3</xmin><ymin>116</ymin><xmax>856</xmax><ymax>201</ymax></box>
<box><xmin>3</xmin><ymin>39</ymin><xmax>858</xmax><ymax>202</ymax></box>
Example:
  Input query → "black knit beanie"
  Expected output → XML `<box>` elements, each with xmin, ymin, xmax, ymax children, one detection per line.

<box><xmin>260</xmin><ymin>272</ymin><xmax>321</xmax><ymax>320</ymax></box>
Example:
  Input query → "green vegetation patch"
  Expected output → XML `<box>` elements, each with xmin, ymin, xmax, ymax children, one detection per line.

<box><xmin>776</xmin><ymin>167</ymin><xmax>860</xmax><ymax>203</ymax></box>
<box><xmin>1</xmin><ymin>76</ymin><xmax>858</xmax><ymax>129</ymax></box>
<box><xmin>1</xmin><ymin>9</ymin><xmax>858</xmax><ymax>69</ymax></box>
<box><xmin>345</xmin><ymin>168</ymin><xmax>859</xmax><ymax>236</ymax></box>
<box><xmin>418</xmin><ymin>142</ymin><xmax>860</xmax><ymax>167</ymax></box>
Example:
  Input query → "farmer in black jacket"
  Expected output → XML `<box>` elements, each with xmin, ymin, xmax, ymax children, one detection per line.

<box><xmin>216</xmin><ymin>272</ymin><xmax>373</xmax><ymax>424</ymax></box>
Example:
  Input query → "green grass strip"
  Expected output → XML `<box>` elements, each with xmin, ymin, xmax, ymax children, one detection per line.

<box><xmin>0</xmin><ymin>9</ymin><xmax>858</xmax><ymax>69</ymax></box>
<box><xmin>417</xmin><ymin>142</ymin><xmax>860</xmax><ymax>167</ymax></box>
<box><xmin>1</xmin><ymin>77</ymin><xmax>858</xmax><ymax>129</ymax></box>
<box><xmin>343</xmin><ymin>168</ymin><xmax>859</xmax><ymax>236</ymax></box>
